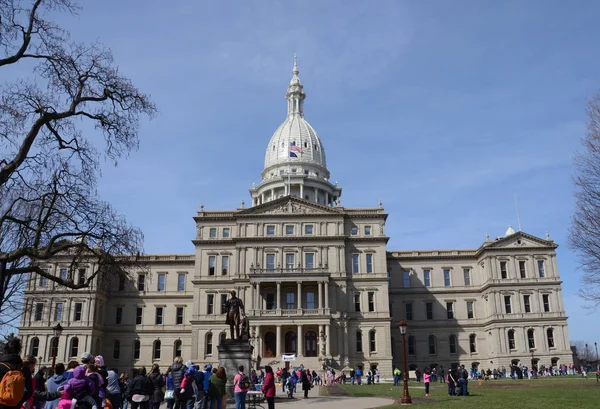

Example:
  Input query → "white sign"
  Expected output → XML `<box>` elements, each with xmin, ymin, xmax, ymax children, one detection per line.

<box><xmin>282</xmin><ymin>354</ymin><xmax>296</xmax><ymax>361</ymax></box>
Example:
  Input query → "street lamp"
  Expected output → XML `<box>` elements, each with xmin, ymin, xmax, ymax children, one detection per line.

<box><xmin>319</xmin><ymin>330</ymin><xmax>327</xmax><ymax>357</ymax></box>
<box><xmin>530</xmin><ymin>348</ymin><xmax>537</xmax><ymax>379</ymax></box>
<box><xmin>51</xmin><ymin>323</ymin><xmax>63</xmax><ymax>373</ymax></box>
<box><xmin>397</xmin><ymin>320</ymin><xmax>412</xmax><ymax>405</ymax></box>
<box><xmin>595</xmin><ymin>342</ymin><xmax>598</xmax><ymax>370</ymax></box>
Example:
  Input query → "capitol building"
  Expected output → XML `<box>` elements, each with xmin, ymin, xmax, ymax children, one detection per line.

<box><xmin>18</xmin><ymin>59</ymin><xmax>572</xmax><ymax>376</ymax></box>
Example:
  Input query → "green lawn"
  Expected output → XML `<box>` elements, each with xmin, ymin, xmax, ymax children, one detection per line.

<box><xmin>335</xmin><ymin>377</ymin><xmax>600</xmax><ymax>408</ymax></box>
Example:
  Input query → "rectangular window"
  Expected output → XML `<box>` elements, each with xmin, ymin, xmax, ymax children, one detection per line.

<box><xmin>519</xmin><ymin>260</ymin><xmax>527</xmax><ymax>278</ymax></box>
<box><xmin>504</xmin><ymin>295</ymin><xmax>512</xmax><ymax>314</ymax></box>
<box><xmin>285</xmin><ymin>254</ymin><xmax>295</xmax><ymax>270</ymax></box>
<box><xmin>119</xmin><ymin>276</ymin><xmax>125</xmax><ymax>291</ymax></box>
<box><xmin>405</xmin><ymin>303</ymin><xmax>413</xmax><ymax>320</ymax></box>
<box><xmin>368</xmin><ymin>292</ymin><xmax>375</xmax><ymax>312</ymax></box>
<box><xmin>542</xmin><ymin>294</ymin><xmax>550</xmax><ymax>312</ymax></box>
<box><xmin>354</xmin><ymin>293</ymin><xmax>361</xmax><ymax>312</ymax></box>
<box><xmin>40</xmin><ymin>272</ymin><xmax>48</xmax><ymax>288</ymax></box>
<box><xmin>133</xmin><ymin>342</ymin><xmax>140</xmax><ymax>360</ymax></box>
<box><xmin>426</xmin><ymin>302</ymin><xmax>433</xmax><ymax>320</ymax></box>
<box><xmin>364</xmin><ymin>226</ymin><xmax>372</xmax><ymax>236</ymax></box>
<box><xmin>352</xmin><ymin>254</ymin><xmax>359</xmax><ymax>274</ymax></box>
<box><xmin>306</xmin><ymin>292</ymin><xmax>316</xmax><ymax>309</ymax></box>
<box><xmin>266</xmin><ymin>225</ymin><xmax>275</xmax><ymax>235</ymax></box>
<box><xmin>424</xmin><ymin>269</ymin><xmax>431</xmax><ymax>287</ymax></box>
<box><xmin>463</xmin><ymin>269</ymin><xmax>471</xmax><ymax>286</ymax></box>
<box><xmin>266</xmin><ymin>254</ymin><xmax>275</xmax><ymax>270</ymax></box>
<box><xmin>35</xmin><ymin>303</ymin><xmax>43</xmax><ymax>321</ymax></box>
<box><xmin>137</xmin><ymin>274</ymin><xmax>145</xmax><ymax>291</ymax></box>
<box><xmin>136</xmin><ymin>307</ymin><xmax>143</xmax><ymax>325</ymax></box>
<box><xmin>524</xmin><ymin>295</ymin><xmax>531</xmax><ymax>313</ymax></box>
<box><xmin>74</xmin><ymin>303</ymin><xmax>82</xmax><ymax>321</ymax></box>
<box><xmin>177</xmin><ymin>273</ymin><xmax>185</xmax><ymax>291</ymax></box>
<box><xmin>208</xmin><ymin>256</ymin><xmax>216</xmax><ymax>276</ymax></box>
<box><xmin>538</xmin><ymin>260</ymin><xmax>545</xmax><ymax>278</ymax></box>
<box><xmin>286</xmin><ymin>225</ymin><xmax>294</xmax><ymax>235</ymax></box>
<box><xmin>78</xmin><ymin>269</ymin><xmax>86</xmax><ymax>285</ymax></box>
<box><xmin>446</xmin><ymin>302</ymin><xmax>454</xmax><ymax>319</ymax></box>
<box><xmin>351</xmin><ymin>226</ymin><xmax>358</xmax><ymax>236</ymax></box>
<box><xmin>467</xmin><ymin>301</ymin><xmax>474</xmax><ymax>319</ymax></box>
<box><xmin>305</xmin><ymin>253</ymin><xmax>314</xmax><ymax>269</ymax></box>
<box><xmin>403</xmin><ymin>271</ymin><xmax>411</xmax><ymax>288</ymax></box>
<box><xmin>222</xmin><ymin>256</ymin><xmax>229</xmax><ymax>275</ymax></box>
<box><xmin>207</xmin><ymin>294</ymin><xmax>214</xmax><ymax>314</ymax></box>
<box><xmin>55</xmin><ymin>303</ymin><xmax>63</xmax><ymax>321</ymax></box>
<box><xmin>500</xmin><ymin>261</ymin><xmax>508</xmax><ymax>279</ymax></box>
<box><xmin>223</xmin><ymin>228</ymin><xmax>230</xmax><ymax>238</ymax></box>
<box><xmin>157</xmin><ymin>273</ymin><xmax>166</xmax><ymax>292</ymax></box>
<box><xmin>209</xmin><ymin>228</ymin><xmax>217</xmax><ymax>238</ymax></box>
<box><xmin>176</xmin><ymin>307</ymin><xmax>184</xmax><ymax>325</ymax></box>
<box><xmin>60</xmin><ymin>268</ymin><xmax>68</xmax><ymax>281</ymax></box>
<box><xmin>366</xmin><ymin>254</ymin><xmax>373</xmax><ymax>273</ymax></box>
<box><xmin>221</xmin><ymin>294</ymin><xmax>228</xmax><ymax>313</ymax></box>
<box><xmin>286</xmin><ymin>293</ymin><xmax>295</xmax><ymax>309</ymax></box>
<box><xmin>155</xmin><ymin>307</ymin><xmax>163</xmax><ymax>324</ymax></box>
<box><xmin>116</xmin><ymin>307</ymin><xmax>123</xmax><ymax>324</ymax></box>
<box><xmin>266</xmin><ymin>293</ymin><xmax>275</xmax><ymax>310</ymax></box>
<box><xmin>304</xmin><ymin>225</ymin><xmax>313</xmax><ymax>235</ymax></box>
<box><xmin>443</xmin><ymin>269</ymin><xmax>451</xmax><ymax>286</ymax></box>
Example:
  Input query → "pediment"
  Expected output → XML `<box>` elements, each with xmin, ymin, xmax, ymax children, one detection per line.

<box><xmin>484</xmin><ymin>232</ymin><xmax>557</xmax><ymax>250</ymax></box>
<box><xmin>237</xmin><ymin>197</ymin><xmax>341</xmax><ymax>217</ymax></box>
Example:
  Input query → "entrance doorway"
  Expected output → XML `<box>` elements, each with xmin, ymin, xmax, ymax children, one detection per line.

<box><xmin>305</xmin><ymin>331</ymin><xmax>317</xmax><ymax>357</ymax></box>
<box><xmin>264</xmin><ymin>331</ymin><xmax>276</xmax><ymax>357</ymax></box>
<box><xmin>284</xmin><ymin>331</ymin><xmax>297</xmax><ymax>354</ymax></box>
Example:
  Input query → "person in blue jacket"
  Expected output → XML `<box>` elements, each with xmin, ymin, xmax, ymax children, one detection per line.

<box><xmin>201</xmin><ymin>365</ymin><xmax>212</xmax><ymax>409</ymax></box>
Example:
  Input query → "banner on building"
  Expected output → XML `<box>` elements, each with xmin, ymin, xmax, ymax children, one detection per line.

<box><xmin>282</xmin><ymin>354</ymin><xmax>296</xmax><ymax>361</ymax></box>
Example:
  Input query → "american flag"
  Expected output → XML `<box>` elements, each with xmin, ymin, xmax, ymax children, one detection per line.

<box><xmin>289</xmin><ymin>143</ymin><xmax>303</xmax><ymax>153</ymax></box>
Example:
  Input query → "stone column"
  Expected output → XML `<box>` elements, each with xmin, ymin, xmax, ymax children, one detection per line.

<box><xmin>297</xmin><ymin>325</ymin><xmax>303</xmax><ymax>356</ymax></box>
<box><xmin>324</xmin><ymin>281</ymin><xmax>330</xmax><ymax>310</ymax></box>
<box><xmin>325</xmin><ymin>324</ymin><xmax>331</xmax><ymax>356</ymax></box>
<box><xmin>314</xmin><ymin>187</ymin><xmax>318</xmax><ymax>203</ymax></box>
<box><xmin>297</xmin><ymin>282</ymin><xmax>302</xmax><ymax>311</ymax></box>
<box><xmin>318</xmin><ymin>282</ymin><xmax>323</xmax><ymax>311</ymax></box>
<box><xmin>250</xmin><ymin>284</ymin><xmax>255</xmax><ymax>311</ymax></box>
<box><xmin>276</xmin><ymin>325</ymin><xmax>282</xmax><ymax>356</ymax></box>
<box><xmin>343</xmin><ymin>322</ymin><xmax>349</xmax><ymax>361</ymax></box>
<box><xmin>318</xmin><ymin>324</ymin><xmax>324</xmax><ymax>356</ymax></box>
<box><xmin>276</xmin><ymin>282</ymin><xmax>281</xmax><ymax>310</ymax></box>
<box><xmin>256</xmin><ymin>283</ymin><xmax>261</xmax><ymax>311</ymax></box>
<box><xmin>300</xmin><ymin>184</ymin><xmax>303</xmax><ymax>199</ymax></box>
<box><xmin>325</xmin><ymin>192</ymin><xmax>329</xmax><ymax>205</ymax></box>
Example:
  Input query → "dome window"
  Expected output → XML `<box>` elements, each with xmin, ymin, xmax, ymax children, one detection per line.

<box><xmin>304</xmin><ymin>142</ymin><xmax>308</xmax><ymax>148</ymax></box>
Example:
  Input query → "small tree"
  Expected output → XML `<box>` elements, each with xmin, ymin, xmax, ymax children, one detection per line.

<box><xmin>0</xmin><ymin>0</ymin><xmax>156</xmax><ymax>313</ymax></box>
<box><xmin>570</xmin><ymin>93</ymin><xmax>600</xmax><ymax>308</ymax></box>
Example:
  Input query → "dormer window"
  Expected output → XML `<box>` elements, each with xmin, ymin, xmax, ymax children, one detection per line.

<box><xmin>351</xmin><ymin>227</ymin><xmax>358</xmax><ymax>236</ymax></box>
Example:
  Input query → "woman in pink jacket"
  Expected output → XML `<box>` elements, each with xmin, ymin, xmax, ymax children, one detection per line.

<box><xmin>261</xmin><ymin>366</ymin><xmax>275</xmax><ymax>409</ymax></box>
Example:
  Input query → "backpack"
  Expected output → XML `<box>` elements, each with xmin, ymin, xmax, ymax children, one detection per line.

<box><xmin>0</xmin><ymin>362</ymin><xmax>26</xmax><ymax>407</ymax></box>
<box><xmin>239</xmin><ymin>374</ymin><xmax>250</xmax><ymax>390</ymax></box>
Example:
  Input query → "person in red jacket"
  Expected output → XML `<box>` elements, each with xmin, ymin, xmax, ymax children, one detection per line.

<box><xmin>261</xmin><ymin>366</ymin><xmax>276</xmax><ymax>409</ymax></box>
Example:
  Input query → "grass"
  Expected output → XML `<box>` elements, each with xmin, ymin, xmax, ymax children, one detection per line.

<box><xmin>334</xmin><ymin>377</ymin><xmax>600</xmax><ymax>408</ymax></box>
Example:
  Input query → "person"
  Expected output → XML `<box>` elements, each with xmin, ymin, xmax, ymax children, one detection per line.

<box><xmin>393</xmin><ymin>367</ymin><xmax>401</xmax><ymax>386</ymax></box>
<box><xmin>82</xmin><ymin>354</ymin><xmax>104</xmax><ymax>409</ymax></box>
<box><xmin>190</xmin><ymin>365</ymin><xmax>204</xmax><ymax>409</ymax></box>
<box><xmin>207</xmin><ymin>368</ymin><xmax>226</xmax><ymax>409</ymax></box>
<box><xmin>148</xmin><ymin>365</ymin><xmax>164</xmax><ymax>409</ymax></box>
<box><xmin>349</xmin><ymin>368</ymin><xmax>355</xmax><ymax>385</ymax></box>
<box><xmin>375</xmin><ymin>369</ymin><xmax>380</xmax><ymax>383</ymax></box>
<box><xmin>423</xmin><ymin>368</ymin><xmax>430</xmax><ymax>397</ymax></box>
<box><xmin>58</xmin><ymin>365</ymin><xmax>97</xmax><ymax>409</ymax></box>
<box><xmin>439</xmin><ymin>366</ymin><xmax>445</xmax><ymax>383</ymax></box>
<box><xmin>0</xmin><ymin>337</ymin><xmax>34</xmax><ymax>409</ymax></box>
<box><xmin>34</xmin><ymin>366</ymin><xmax>47</xmax><ymax>409</ymax></box>
<box><xmin>125</xmin><ymin>368</ymin><xmax>153</xmax><ymax>409</ymax></box>
<box><xmin>447</xmin><ymin>367</ymin><xmax>458</xmax><ymax>396</ymax></box>
<box><xmin>300</xmin><ymin>370</ymin><xmax>310</xmax><ymax>399</ymax></box>
<box><xmin>45</xmin><ymin>363</ymin><xmax>69</xmax><ymax>409</ymax></box>
<box><xmin>105</xmin><ymin>369</ymin><xmax>122</xmax><ymax>409</ymax></box>
<box><xmin>457</xmin><ymin>365</ymin><xmax>468</xmax><ymax>396</ymax></box>
<box><xmin>354</xmin><ymin>367</ymin><xmax>362</xmax><ymax>385</ymax></box>
<box><xmin>261</xmin><ymin>367</ymin><xmax>275</xmax><ymax>409</ymax></box>
<box><xmin>164</xmin><ymin>367</ymin><xmax>175</xmax><ymax>409</ymax></box>
<box><xmin>233</xmin><ymin>366</ymin><xmax>249</xmax><ymax>409</ymax></box>
<box><xmin>171</xmin><ymin>358</ymin><xmax>187</xmax><ymax>409</ymax></box>
<box><xmin>119</xmin><ymin>374</ymin><xmax>130</xmax><ymax>409</ymax></box>
<box><xmin>201</xmin><ymin>365</ymin><xmax>212</xmax><ymax>409</ymax></box>
<box><xmin>176</xmin><ymin>368</ymin><xmax>196</xmax><ymax>409</ymax></box>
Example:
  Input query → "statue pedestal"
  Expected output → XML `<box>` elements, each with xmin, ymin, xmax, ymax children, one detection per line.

<box><xmin>218</xmin><ymin>340</ymin><xmax>253</xmax><ymax>402</ymax></box>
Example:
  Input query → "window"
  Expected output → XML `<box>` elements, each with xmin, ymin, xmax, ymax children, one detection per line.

<box><xmin>449</xmin><ymin>335</ymin><xmax>457</xmax><ymax>354</ymax></box>
<box><xmin>351</xmin><ymin>226</ymin><xmax>358</xmax><ymax>236</ymax></box>
<box><xmin>366</xmin><ymin>254</ymin><xmax>373</xmax><ymax>273</ymax></box>
<box><xmin>463</xmin><ymin>269</ymin><xmax>471</xmax><ymax>286</ymax></box>
<box><xmin>266</xmin><ymin>293</ymin><xmax>275</xmax><ymax>310</ymax></box>
<box><xmin>223</xmin><ymin>228</ymin><xmax>230</xmax><ymax>238</ymax></box>
<box><xmin>113</xmin><ymin>340</ymin><xmax>120</xmax><ymax>360</ymax></box>
<box><xmin>542</xmin><ymin>294</ymin><xmax>550</xmax><ymax>312</ymax></box>
<box><xmin>151</xmin><ymin>340</ymin><xmax>161</xmax><ymax>360</ymax></box>
<box><xmin>504</xmin><ymin>295</ymin><xmax>512</xmax><ymax>314</ymax></box>
<box><xmin>547</xmin><ymin>328</ymin><xmax>555</xmax><ymax>348</ymax></box>
<box><xmin>519</xmin><ymin>260</ymin><xmax>527</xmax><ymax>278</ymax></box>
<box><xmin>133</xmin><ymin>340</ymin><xmax>140</xmax><ymax>360</ymax></box>
<box><xmin>208</xmin><ymin>256</ymin><xmax>216</xmax><ymax>276</ymax></box>
<box><xmin>356</xmin><ymin>331</ymin><xmax>363</xmax><ymax>352</ymax></box>
<box><xmin>507</xmin><ymin>329</ymin><xmax>516</xmax><ymax>350</ymax></box>
<box><xmin>446</xmin><ymin>302</ymin><xmax>454</xmax><ymax>319</ymax></box>
<box><xmin>305</xmin><ymin>253</ymin><xmax>314</xmax><ymax>269</ymax></box>
<box><xmin>70</xmin><ymin>337</ymin><xmax>79</xmax><ymax>357</ymax></box>
<box><xmin>500</xmin><ymin>261</ymin><xmax>507</xmax><ymax>279</ymax></box>
<box><xmin>207</xmin><ymin>294</ymin><xmax>214</xmax><ymax>314</ymax></box>
<box><xmin>40</xmin><ymin>272</ymin><xmax>47</xmax><ymax>288</ymax></box>
<box><xmin>177</xmin><ymin>273</ymin><xmax>185</xmax><ymax>291</ymax></box>
<box><xmin>266</xmin><ymin>225</ymin><xmax>275</xmax><ymax>235</ymax></box>
<box><xmin>30</xmin><ymin>338</ymin><xmax>39</xmax><ymax>356</ymax></box>
<box><xmin>286</xmin><ymin>225</ymin><xmax>294</xmax><ymax>235</ymax></box>
<box><xmin>221</xmin><ymin>294</ymin><xmax>228</xmax><ymax>313</ymax></box>
<box><xmin>174</xmin><ymin>340</ymin><xmax>182</xmax><ymax>358</ymax></box>
<box><xmin>306</xmin><ymin>292</ymin><xmax>316</xmax><ymax>309</ymax></box>
<box><xmin>354</xmin><ymin>293</ymin><xmax>361</xmax><ymax>312</ymax></box>
<box><xmin>34</xmin><ymin>303</ymin><xmax>43</xmax><ymax>321</ymax></box>
<box><xmin>74</xmin><ymin>303</ymin><xmax>82</xmax><ymax>321</ymax></box>
<box><xmin>206</xmin><ymin>333</ymin><xmax>213</xmax><ymax>355</ymax></box>
<box><xmin>443</xmin><ymin>269</ymin><xmax>451</xmax><ymax>286</ymax></box>
<box><xmin>304</xmin><ymin>225</ymin><xmax>313</xmax><ymax>235</ymax></box>
<box><xmin>55</xmin><ymin>303</ymin><xmax>63</xmax><ymax>321</ymax></box>
<box><xmin>368</xmin><ymin>292</ymin><xmax>375</xmax><ymax>312</ymax></box>
<box><xmin>78</xmin><ymin>269</ymin><xmax>86</xmax><ymax>285</ymax></box>
<box><xmin>209</xmin><ymin>228</ymin><xmax>217</xmax><ymax>238</ymax></box>
<box><xmin>405</xmin><ymin>303</ymin><xmax>413</xmax><ymax>320</ymax></box>
<box><xmin>527</xmin><ymin>329</ymin><xmax>535</xmax><ymax>349</ymax></box>
<box><xmin>157</xmin><ymin>274</ymin><xmax>166</xmax><ymax>292</ymax></box>
<box><xmin>137</xmin><ymin>274</ymin><xmax>145</xmax><ymax>291</ymax></box>
<box><xmin>369</xmin><ymin>330</ymin><xmax>376</xmax><ymax>352</ymax></box>
<box><xmin>286</xmin><ymin>293</ymin><xmax>295</xmax><ymax>309</ymax></box>
<box><xmin>403</xmin><ymin>271</ymin><xmax>411</xmax><ymax>288</ymax></box>
<box><xmin>222</xmin><ymin>256</ymin><xmax>229</xmax><ymax>275</ymax></box>
<box><xmin>524</xmin><ymin>295</ymin><xmax>531</xmax><ymax>313</ymax></box>
<box><xmin>467</xmin><ymin>301</ymin><xmax>474</xmax><ymax>319</ymax></box>
<box><xmin>116</xmin><ymin>307</ymin><xmax>123</xmax><ymax>324</ymax></box>
<box><xmin>352</xmin><ymin>254</ymin><xmax>359</xmax><ymax>274</ymax></box>
<box><xmin>423</xmin><ymin>269</ymin><xmax>431</xmax><ymax>287</ymax></box>
<box><xmin>155</xmin><ymin>307</ymin><xmax>163</xmax><ymax>325</ymax></box>
<box><xmin>285</xmin><ymin>254</ymin><xmax>295</xmax><ymax>270</ymax></box>
<box><xmin>60</xmin><ymin>268</ymin><xmax>68</xmax><ymax>281</ymax></box>
<box><xmin>428</xmin><ymin>335</ymin><xmax>436</xmax><ymax>355</ymax></box>
<box><xmin>266</xmin><ymin>254</ymin><xmax>275</xmax><ymax>270</ymax></box>
<box><xmin>364</xmin><ymin>226</ymin><xmax>372</xmax><ymax>236</ymax></box>
<box><xmin>407</xmin><ymin>336</ymin><xmax>416</xmax><ymax>355</ymax></box>
<box><xmin>119</xmin><ymin>276</ymin><xmax>125</xmax><ymax>291</ymax></box>
<box><xmin>426</xmin><ymin>302</ymin><xmax>433</xmax><ymax>320</ymax></box>
<box><xmin>469</xmin><ymin>334</ymin><xmax>477</xmax><ymax>353</ymax></box>
<box><xmin>136</xmin><ymin>307</ymin><xmax>143</xmax><ymax>324</ymax></box>
<box><xmin>176</xmin><ymin>307</ymin><xmax>184</xmax><ymax>325</ymax></box>
<box><xmin>537</xmin><ymin>260</ymin><xmax>545</xmax><ymax>278</ymax></box>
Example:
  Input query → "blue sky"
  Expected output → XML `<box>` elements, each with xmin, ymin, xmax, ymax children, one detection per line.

<box><xmin>43</xmin><ymin>1</ymin><xmax>600</xmax><ymax>343</ymax></box>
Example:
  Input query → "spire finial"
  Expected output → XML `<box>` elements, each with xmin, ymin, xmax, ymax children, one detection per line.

<box><xmin>293</xmin><ymin>54</ymin><xmax>299</xmax><ymax>74</ymax></box>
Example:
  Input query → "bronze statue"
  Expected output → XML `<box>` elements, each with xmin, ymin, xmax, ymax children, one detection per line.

<box><xmin>225</xmin><ymin>290</ymin><xmax>245</xmax><ymax>340</ymax></box>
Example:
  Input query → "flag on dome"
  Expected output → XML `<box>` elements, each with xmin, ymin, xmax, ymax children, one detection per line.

<box><xmin>289</xmin><ymin>151</ymin><xmax>298</xmax><ymax>158</ymax></box>
<box><xmin>289</xmin><ymin>143</ymin><xmax>302</xmax><ymax>158</ymax></box>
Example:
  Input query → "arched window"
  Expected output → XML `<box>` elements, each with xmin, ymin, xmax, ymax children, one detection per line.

<box><xmin>69</xmin><ymin>337</ymin><xmax>79</xmax><ymax>358</ymax></box>
<box><xmin>133</xmin><ymin>340</ymin><xmax>140</xmax><ymax>360</ymax></box>
<box><xmin>369</xmin><ymin>330</ymin><xmax>376</xmax><ymax>353</ymax></box>
<box><xmin>206</xmin><ymin>333</ymin><xmax>213</xmax><ymax>355</ymax></box>
<box><xmin>407</xmin><ymin>335</ymin><xmax>416</xmax><ymax>356</ymax></box>
<box><xmin>547</xmin><ymin>328</ymin><xmax>555</xmax><ymax>348</ymax></box>
<box><xmin>469</xmin><ymin>334</ymin><xmax>477</xmax><ymax>353</ymax></box>
<box><xmin>220</xmin><ymin>333</ymin><xmax>226</xmax><ymax>345</ymax></box>
<box><xmin>174</xmin><ymin>340</ymin><xmax>182</xmax><ymax>359</ymax></box>
<box><xmin>153</xmin><ymin>340</ymin><xmax>161</xmax><ymax>360</ymax></box>
<box><xmin>305</xmin><ymin>331</ymin><xmax>317</xmax><ymax>357</ymax></box>
<box><xmin>284</xmin><ymin>331</ymin><xmax>297</xmax><ymax>354</ymax></box>
<box><xmin>508</xmin><ymin>330</ymin><xmax>516</xmax><ymax>350</ymax></box>
<box><xmin>49</xmin><ymin>337</ymin><xmax>59</xmax><ymax>359</ymax></box>
<box><xmin>264</xmin><ymin>332</ymin><xmax>276</xmax><ymax>357</ymax></box>
<box><xmin>113</xmin><ymin>340</ymin><xmax>120</xmax><ymax>360</ymax></box>
<box><xmin>30</xmin><ymin>337</ymin><xmax>39</xmax><ymax>357</ymax></box>
<box><xmin>527</xmin><ymin>329</ymin><xmax>535</xmax><ymax>349</ymax></box>
<box><xmin>449</xmin><ymin>335</ymin><xmax>457</xmax><ymax>354</ymax></box>
<box><xmin>428</xmin><ymin>335</ymin><xmax>436</xmax><ymax>355</ymax></box>
<box><xmin>356</xmin><ymin>331</ymin><xmax>363</xmax><ymax>353</ymax></box>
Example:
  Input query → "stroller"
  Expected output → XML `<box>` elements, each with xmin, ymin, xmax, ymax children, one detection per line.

<box><xmin>285</xmin><ymin>377</ymin><xmax>294</xmax><ymax>399</ymax></box>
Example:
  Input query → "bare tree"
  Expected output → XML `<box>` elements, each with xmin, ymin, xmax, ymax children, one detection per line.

<box><xmin>570</xmin><ymin>93</ymin><xmax>600</xmax><ymax>308</ymax></box>
<box><xmin>570</xmin><ymin>340</ymin><xmax>597</xmax><ymax>365</ymax></box>
<box><xmin>0</xmin><ymin>0</ymin><xmax>156</xmax><ymax>312</ymax></box>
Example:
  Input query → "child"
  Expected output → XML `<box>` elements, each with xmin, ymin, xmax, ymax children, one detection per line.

<box><xmin>59</xmin><ymin>366</ymin><xmax>97</xmax><ymax>409</ymax></box>
<box><xmin>423</xmin><ymin>368</ymin><xmax>431</xmax><ymax>397</ymax></box>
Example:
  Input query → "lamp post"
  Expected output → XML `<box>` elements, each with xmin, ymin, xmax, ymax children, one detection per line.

<box><xmin>530</xmin><ymin>348</ymin><xmax>537</xmax><ymax>379</ymax></box>
<box><xmin>319</xmin><ymin>330</ymin><xmax>327</xmax><ymax>356</ymax></box>
<box><xmin>398</xmin><ymin>320</ymin><xmax>412</xmax><ymax>405</ymax></box>
<box><xmin>595</xmin><ymin>342</ymin><xmax>598</xmax><ymax>371</ymax></box>
<box><xmin>585</xmin><ymin>343</ymin><xmax>589</xmax><ymax>369</ymax></box>
<box><xmin>51</xmin><ymin>323</ymin><xmax>63</xmax><ymax>373</ymax></box>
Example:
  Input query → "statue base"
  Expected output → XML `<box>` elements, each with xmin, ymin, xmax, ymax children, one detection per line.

<box><xmin>218</xmin><ymin>340</ymin><xmax>253</xmax><ymax>402</ymax></box>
